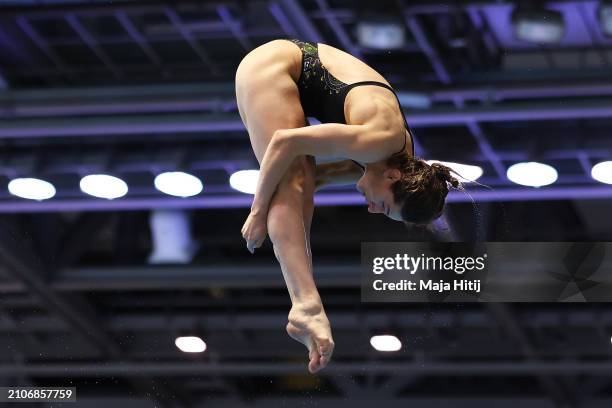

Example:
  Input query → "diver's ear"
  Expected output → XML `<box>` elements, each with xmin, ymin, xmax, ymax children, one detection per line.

<box><xmin>384</xmin><ymin>168</ymin><xmax>402</xmax><ymax>182</ymax></box>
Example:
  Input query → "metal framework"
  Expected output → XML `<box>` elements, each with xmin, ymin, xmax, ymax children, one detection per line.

<box><xmin>0</xmin><ymin>1</ymin><xmax>611</xmax><ymax>407</ymax></box>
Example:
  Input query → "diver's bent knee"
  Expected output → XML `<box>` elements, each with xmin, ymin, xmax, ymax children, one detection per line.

<box><xmin>279</xmin><ymin>156</ymin><xmax>315</xmax><ymax>190</ymax></box>
<box><xmin>277</xmin><ymin>167</ymin><xmax>307</xmax><ymax>194</ymax></box>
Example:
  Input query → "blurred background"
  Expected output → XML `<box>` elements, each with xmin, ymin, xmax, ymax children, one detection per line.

<box><xmin>0</xmin><ymin>0</ymin><xmax>611</xmax><ymax>407</ymax></box>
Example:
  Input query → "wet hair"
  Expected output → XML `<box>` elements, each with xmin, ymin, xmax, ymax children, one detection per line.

<box><xmin>385</xmin><ymin>153</ymin><xmax>460</xmax><ymax>226</ymax></box>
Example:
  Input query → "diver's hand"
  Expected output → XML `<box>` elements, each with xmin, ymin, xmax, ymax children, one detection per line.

<box><xmin>287</xmin><ymin>302</ymin><xmax>335</xmax><ymax>374</ymax></box>
<box><xmin>241</xmin><ymin>209</ymin><xmax>267</xmax><ymax>253</ymax></box>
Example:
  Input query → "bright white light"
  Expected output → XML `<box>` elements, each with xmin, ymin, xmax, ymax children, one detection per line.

<box><xmin>600</xmin><ymin>5</ymin><xmax>612</xmax><ymax>36</ymax></box>
<box><xmin>175</xmin><ymin>336</ymin><xmax>206</xmax><ymax>353</ymax></box>
<box><xmin>370</xmin><ymin>334</ymin><xmax>402</xmax><ymax>352</ymax></box>
<box><xmin>426</xmin><ymin>160</ymin><xmax>483</xmax><ymax>183</ymax></box>
<box><xmin>80</xmin><ymin>174</ymin><xmax>128</xmax><ymax>199</ymax></box>
<box><xmin>8</xmin><ymin>178</ymin><xmax>56</xmax><ymax>200</ymax></box>
<box><xmin>507</xmin><ymin>161</ymin><xmax>558</xmax><ymax>187</ymax></box>
<box><xmin>154</xmin><ymin>171</ymin><xmax>203</xmax><ymax>197</ymax></box>
<box><xmin>229</xmin><ymin>169</ymin><xmax>259</xmax><ymax>194</ymax></box>
<box><xmin>513</xmin><ymin>9</ymin><xmax>564</xmax><ymax>44</ymax></box>
<box><xmin>516</xmin><ymin>20</ymin><xmax>564</xmax><ymax>43</ymax></box>
<box><xmin>591</xmin><ymin>161</ymin><xmax>612</xmax><ymax>185</ymax></box>
<box><xmin>356</xmin><ymin>21</ymin><xmax>405</xmax><ymax>49</ymax></box>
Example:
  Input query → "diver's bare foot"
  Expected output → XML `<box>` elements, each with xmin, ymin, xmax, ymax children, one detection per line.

<box><xmin>286</xmin><ymin>302</ymin><xmax>335</xmax><ymax>374</ymax></box>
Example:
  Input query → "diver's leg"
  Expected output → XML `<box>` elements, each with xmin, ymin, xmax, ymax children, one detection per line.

<box><xmin>284</xmin><ymin>155</ymin><xmax>334</xmax><ymax>371</ymax></box>
<box><xmin>267</xmin><ymin>157</ymin><xmax>334</xmax><ymax>374</ymax></box>
<box><xmin>236</xmin><ymin>60</ymin><xmax>333</xmax><ymax>373</ymax></box>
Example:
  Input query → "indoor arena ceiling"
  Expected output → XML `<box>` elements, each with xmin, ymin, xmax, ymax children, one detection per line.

<box><xmin>0</xmin><ymin>1</ymin><xmax>611</xmax><ymax>407</ymax></box>
<box><xmin>0</xmin><ymin>0</ymin><xmax>610</xmax><ymax>213</ymax></box>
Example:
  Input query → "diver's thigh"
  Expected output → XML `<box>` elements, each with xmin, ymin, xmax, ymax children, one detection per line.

<box><xmin>242</xmin><ymin>87</ymin><xmax>306</xmax><ymax>164</ymax></box>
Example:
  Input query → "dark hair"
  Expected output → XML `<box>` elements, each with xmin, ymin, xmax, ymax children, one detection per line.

<box><xmin>386</xmin><ymin>153</ymin><xmax>460</xmax><ymax>226</ymax></box>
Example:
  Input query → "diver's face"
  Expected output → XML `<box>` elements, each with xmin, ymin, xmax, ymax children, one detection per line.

<box><xmin>356</xmin><ymin>163</ymin><xmax>402</xmax><ymax>222</ymax></box>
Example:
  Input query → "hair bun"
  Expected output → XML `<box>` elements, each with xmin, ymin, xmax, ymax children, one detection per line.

<box><xmin>431</xmin><ymin>162</ymin><xmax>460</xmax><ymax>188</ymax></box>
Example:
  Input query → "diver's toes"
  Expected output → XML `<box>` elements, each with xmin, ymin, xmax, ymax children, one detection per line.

<box><xmin>308</xmin><ymin>358</ymin><xmax>319</xmax><ymax>374</ymax></box>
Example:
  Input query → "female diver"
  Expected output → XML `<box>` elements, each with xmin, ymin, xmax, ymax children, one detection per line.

<box><xmin>235</xmin><ymin>39</ymin><xmax>459</xmax><ymax>374</ymax></box>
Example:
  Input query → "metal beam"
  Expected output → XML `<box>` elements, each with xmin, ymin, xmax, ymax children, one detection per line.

<box><xmin>0</xmin><ymin>113</ymin><xmax>244</xmax><ymax>138</ymax></box>
<box><xmin>404</xmin><ymin>14</ymin><xmax>451</xmax><ymax>84</ymax></box>
<box><xmin>269</xmin><ymin>0</ymin><xmax>324</xmax><ymax>43</ymax></box>
<box><xmin>465</xmin><ymin>6</ymin><xmax>500</xmax><ymax>62</ymax></box>
<box><xmin>216</xmin><ymin>4</ymin><xmax>252</xmax><ymax>51</ymax></box>
<box><xmin>0</xmin><ymin>82</ymin><xmax>233</xmax><ymax>101</ymax></box>
<box><xmin>15</xmin><ymin>16</ymin><xmax>72</xmax><ymax>81</ymax></box>
<box><xmin>163</xmin><ymin>5</ymin><xmax>219</xmax><ymax>75</ymax></box>
<box><xmin>114</xmin><ymin>10</ymin><xmax>169</xmax><ymax>77</ymax></box>
<box><xmin>5</xmin><ymin>80</ymin><xmax>612</xmax><ymax>118</ymax></box>
<box><xmin>3</xmin><ymin>361</ymin><xmax>612</xmax><ymax>376</ymax></box>
<box><xmin>0</xmin><ymin>263</ymin><xmax>360</xmax><ymax>293</ymax></box>
<box><xmin>61</xmin><ymin>396</ymin><xmax>612</xmax><ymax>408</ymax></box>
<box><xmin>429</xmin><ymin>80</ymin><xmax>612</xmax><ymax>102</ymax></box>
<box><xmin>0</xmin><ymin>241</ymin><xmax>611</xmax><ymax>293</ymax></box>
<box><xmin>5</xmin><ymin>96</ymin><xmax>612</xmax><ymax>138</ymax></box>
<box><xmin>61</xmin><ymin>78</ymin><xmax>612</xmax><ymax>101</ymax></box>
<box><xmin>0</xmin><ymin>307</ymin><xmax>601</xmax><ymax>331</ymax></box>
<box><xmin>64</xmin><ymin>13</ymin><xmax>122</xmax><ymax>78</ymax></box>
<box><xmin>402</xmin><ymin>99</ymin><xmax>612</xmax><ymax>124</ymax></box>
<box><xmin>0</xmin><ymin>220</ymin><xmax>189</xmax><ymax>407</ymax></box>
<box><xmin>454</xmin><ymin>98</ymin><xmax>507</xmax><ymax>179</ymax></box>
<box><xmin>0</xmin><ymin>185</ymin><xmax>611</xmax><ymax>214</ymax></box>
<box><xmin>487</xmin><ymin>303</ymin><xmax>577</xmax><ymax>407</ymax></box>
<box><xmin>0</xmin><ymin>223</ymin><xmax>125</xmax><ymax>355</ymax></box>
<box><xmin>314</xmin><ymin>0</ymin><xmax>362</xmax><ymax>59</ymax></box>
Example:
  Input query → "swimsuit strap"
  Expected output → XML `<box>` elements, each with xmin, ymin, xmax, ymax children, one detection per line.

<box><xmin>346</xmin><ymin>81</ymin><xmax>415</xmax><ymax>156</ymax></box>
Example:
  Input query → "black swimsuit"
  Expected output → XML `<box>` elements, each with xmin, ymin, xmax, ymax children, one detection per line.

<box><xmin>286</xmin><ymin>38</ymin><xmax>416</xmax><ymax>171</ymax></box>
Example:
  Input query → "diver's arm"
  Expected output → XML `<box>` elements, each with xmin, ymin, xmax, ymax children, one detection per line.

<box><xmin>250</xmin><ymin>123</ymin><xmax>391</xmax><ymax>215</ymax></box>
<box><xmin>248</xmin><ymin>131</ymin><xmax>296</xmax><ymax>215</ymax></box>
<box><xmin>287</xmin><ymin>122</ymin><xmax>393</xmax><ymax>161</ymax></box>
